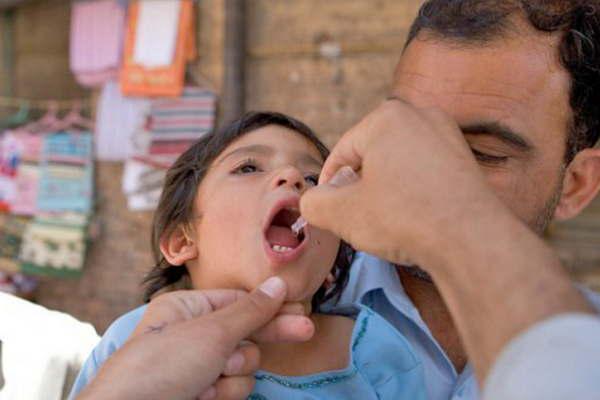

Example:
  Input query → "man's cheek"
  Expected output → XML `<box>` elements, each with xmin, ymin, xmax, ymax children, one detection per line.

<box><xmin>482</xmin><ymin>169</ymin><xmax>515</xmax><ymax>199</ymax></box>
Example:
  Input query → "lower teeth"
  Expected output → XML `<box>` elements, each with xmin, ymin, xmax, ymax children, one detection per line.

<box><xmin>272</xmin><ymin>245</ymin><xmax>292</xmax><ymax>252</ymax></box>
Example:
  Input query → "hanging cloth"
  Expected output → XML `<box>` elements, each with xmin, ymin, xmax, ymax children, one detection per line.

<box><xmin>70</xmin><ymin>0</ymin><xmax>126</xmax><ymax>87</ymax></box>
<box><xmin>95</xmin><ymin>80</ymin><xmax>150</xmax><ymax>161</ymax></box>
<box><xmin>120</xmin><ymin>0</ymin><xmax>196</xmax><ymax>97</ymax></box>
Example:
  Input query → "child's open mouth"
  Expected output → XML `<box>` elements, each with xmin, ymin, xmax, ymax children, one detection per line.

<box><xmin>263</xmin><ymin>197</ymin><xmax>309</xmax><ymax>265</ymax></box>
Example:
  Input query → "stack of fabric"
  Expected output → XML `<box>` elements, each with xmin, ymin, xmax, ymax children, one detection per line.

<box><xmin>0</xmin><ymin>111</ymin><xmax>95</xmax><ymax>280</ymax></box>
<box><xmin>121</xmin><ymin>87</ymin><xmax>216</xmax><ymax>211</ymax></box>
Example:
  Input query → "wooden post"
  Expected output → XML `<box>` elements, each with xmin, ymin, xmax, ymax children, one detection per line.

<box><xmin>1</xmin><ymin>9</ymin><xmax>15</xmax><ymax>97</ymax></box>
<box><xmin>219</xmin><ymin>0</ymin><xmax>245</xmax><ymax>127</ymax></box>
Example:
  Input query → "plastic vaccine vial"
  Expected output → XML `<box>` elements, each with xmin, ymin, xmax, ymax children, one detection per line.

<box><xmin>291</xmin><ymin>217</ymin><xmax>307</xmax><ymax>236</ymax></box>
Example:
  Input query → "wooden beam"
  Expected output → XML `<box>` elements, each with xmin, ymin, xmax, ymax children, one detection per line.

<box><xmin>1</xmin><ymin>8</ymin><xmax>14</xmax><ymax>97</ymax></box>
<box><xmin>219</xmin><ymin>0</ymin><xmax>246</xmax><ymax>127</ymax></box>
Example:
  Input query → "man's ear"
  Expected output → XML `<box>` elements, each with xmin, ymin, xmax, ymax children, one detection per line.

<box><xmin>554</xmin><ymin>148</ymin><xmax>600</xmax><ymax>220</ymax></box>
<box><xmin>159</xmin><ymin>225</ymin><xmax>199</xmax><ymax>266</ymax></box>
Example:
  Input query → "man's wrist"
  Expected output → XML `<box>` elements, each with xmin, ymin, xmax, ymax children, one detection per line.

<box><xmin>421</xmin><ymin>197</ymin><xmax>593</xmax><ymax>379</ymax></box>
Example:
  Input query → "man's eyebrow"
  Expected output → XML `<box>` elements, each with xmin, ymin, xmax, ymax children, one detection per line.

<box><xmin>460</xmin><ymin>122</ymin><xmax>534</xmax><ymax>152</ymax></box>
<box><xmin>217</xmin><ymin>144</ymin><xmax>273</xmax><ymax>165</ymax></box>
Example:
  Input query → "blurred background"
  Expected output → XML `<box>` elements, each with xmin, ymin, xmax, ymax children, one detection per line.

<box><xmin>0</xmin><ymin>0</ymin><xmax>597</xmax><ymax>334</ymax></box>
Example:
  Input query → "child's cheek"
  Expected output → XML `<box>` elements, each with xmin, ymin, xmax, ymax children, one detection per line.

<box><xmin>205</xmin><ymin>194</ymin><xmax>253</xmax><ymax>239</ymax></box>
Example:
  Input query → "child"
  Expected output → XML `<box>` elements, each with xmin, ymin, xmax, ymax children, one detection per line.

<box><xmin>70</xmin><ymin>112</ymin><xmax>426</xmax><ymax>400</ymax></box>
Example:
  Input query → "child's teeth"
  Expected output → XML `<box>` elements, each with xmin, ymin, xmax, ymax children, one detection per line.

<box><xmin>272</xmin><ymin>245</ymin><xmax>293</xmax><ymax>252</ymax></box>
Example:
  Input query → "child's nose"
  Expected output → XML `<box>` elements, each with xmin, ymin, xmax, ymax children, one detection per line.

<box><xmin>272</xmin><ymin>166</ymin><xmax>305</xmax><ymax>192</ymax></box>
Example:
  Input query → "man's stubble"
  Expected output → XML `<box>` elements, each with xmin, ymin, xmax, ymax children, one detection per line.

<box><xmin>399</xmin><ymin>168</ymin><xmax>566</xmax><ymax>283</ymax></box>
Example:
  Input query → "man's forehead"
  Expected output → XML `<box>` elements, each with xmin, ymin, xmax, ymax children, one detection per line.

<box><xmin>391</xmin><ymin>36</ymin><xmax>571</xmax><ymax>143</ymax></box>
<box><xmin>396</xmin><ymin>35</ymin><xmax>567</xmax><ymax>98</ymax></box>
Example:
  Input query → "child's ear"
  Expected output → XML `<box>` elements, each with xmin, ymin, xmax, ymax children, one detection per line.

<box><xmin>159</xmin><ymin>225</ymin><xmax>198</xmax><ymax>266</ymax></box>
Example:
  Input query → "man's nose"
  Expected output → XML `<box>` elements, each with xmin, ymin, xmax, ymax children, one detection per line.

<box><xmin>272</xmin><ymin>166</ymin><xmax>306</xmax><ymax>192</ymax></box>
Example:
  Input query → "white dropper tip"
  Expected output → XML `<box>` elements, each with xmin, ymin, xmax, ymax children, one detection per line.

<box><xmin>291</xmin><ymin>216</ymin><xmax>307</xmax><ymax>236</ymax></box>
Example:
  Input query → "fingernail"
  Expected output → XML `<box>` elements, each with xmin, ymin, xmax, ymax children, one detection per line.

<box><xmin>259</xmin><ymin>276</ymin><xmax>286</xmax><ymax>298</ymax></box>
<box><xmin>199</xmin><ymin>386</ymin><xmax>217</xmax><ymax>400</ymax></box>
<box><xmin>329</xmin><ymin>166</ymin><xmax>358</xmax><ymax>187</ymax></box>
<box><xmin>224</xmin><ymin>351</ymin><xmax>245</xmax><ymax>375</ymax></box>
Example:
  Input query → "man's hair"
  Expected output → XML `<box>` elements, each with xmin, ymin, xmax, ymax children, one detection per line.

<box><xmin>143</xmin><ymin>111</ymin><xmax>353</xmax><ymax>310</ymax></box>
<box><xmin>406</xmin><ymin>0</ymin><xmax>600</xmax><ymax>162</ymax></box>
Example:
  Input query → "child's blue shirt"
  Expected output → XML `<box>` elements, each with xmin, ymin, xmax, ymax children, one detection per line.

<box><xmin>69</xmin><ymin>304</ymin><xmax>427</xmax><ymax>400</ymax></box>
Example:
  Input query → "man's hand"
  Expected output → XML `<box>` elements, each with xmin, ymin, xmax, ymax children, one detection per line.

<box><xmin>300</xmin><ymin>99</ymin><xmax>592</xmax><ymax>381</ymax></box>
<box><xmin>78</xmin><ymin>277</ymin><xmax>314</xmax><ymax>400</ymax></box>
<box><xmin>301</xmin><ymin>99</ymin><xmax>502</xmax><ymax>267</ymax></box>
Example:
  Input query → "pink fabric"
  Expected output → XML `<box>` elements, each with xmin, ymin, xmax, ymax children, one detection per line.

<box><xmin>70</xmin><ymin>0</ymin><xmax>126</xmax><ymax>87</ymax></box>
<box><xmin>12</xmin><ymin>164</ymin><xmax>39</xmax><ymax>216</ymax></box>
<box><xmin>74</xmin><ymin>69</ymin><xmax>119</xmax><ymax>87</ymax></box>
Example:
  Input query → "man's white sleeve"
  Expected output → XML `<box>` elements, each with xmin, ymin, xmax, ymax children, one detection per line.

<box><xmin>483</xmin><ymin>313</ymin><xmax>600</xmax><ymax>400</ymax></box>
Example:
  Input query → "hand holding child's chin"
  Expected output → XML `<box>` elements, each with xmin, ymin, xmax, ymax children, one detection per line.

<box><xmin>81</xmin><ymin>278</ymin><xmax>315</xmax><ymax>400</ymax></box>
<box><xmin>133</xmin><ymin>287</ymin><xmax>314</xmax><ymax>344</ymax></box>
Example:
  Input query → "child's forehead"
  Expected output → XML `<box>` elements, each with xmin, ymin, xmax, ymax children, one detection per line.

<box><xmin>217</xmin><ymin>125</ymin><xmax>325</xmax><ymax>164</ymax></box>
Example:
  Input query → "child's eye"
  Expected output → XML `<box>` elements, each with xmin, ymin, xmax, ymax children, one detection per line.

<box><xmin>233</xmin><ymin>159</ymin><xmax>262</xmax><ymax>174</ymax></box>
<box><xmin>304</xmin><ymin>174</ymin><xmax>319</xmax><ymax>186</ymax></box>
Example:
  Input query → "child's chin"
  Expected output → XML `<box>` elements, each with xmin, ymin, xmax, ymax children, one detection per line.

<box><xmin>282</xmin><ymin>282</ymin><xmax>315</xmax><ymax>303</ymax></box>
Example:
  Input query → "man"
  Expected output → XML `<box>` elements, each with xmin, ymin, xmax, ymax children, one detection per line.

<box><xmin>72</xmin><ymin>1</ymin><xmax>600</xmax><ymax>399</ymax></box>
<box><xmin>317</xmin><ymin>1</ymin><xmax>600</xmax><ymax>399</ymax></box>
<box><xmin>337</xmin><ymin>0</ymin><xmax>600</xmax><ymax>397</ymax></box>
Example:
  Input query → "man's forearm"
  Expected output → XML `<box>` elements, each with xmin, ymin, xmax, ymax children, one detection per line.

<box><xmin>427</xmin><ymin>204</ymin><xmax>593</xmax><ymax>382</ymax></box>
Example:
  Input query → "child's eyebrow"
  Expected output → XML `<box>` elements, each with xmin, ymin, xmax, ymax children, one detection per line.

<box><xmin>217</xmin><ymin>144</ymin><xmax>273</xmax><ymax>165</ymax></box>
<box><xmin>217</xmin><ymin>144</ymin><xmax>323</xmax><ymax>169</ymax></box>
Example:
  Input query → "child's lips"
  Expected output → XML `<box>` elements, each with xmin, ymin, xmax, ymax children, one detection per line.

<box><xmin>263</xmin><ymin>234</ymin><xmax>309</xmax><ymax>266</ymax></box>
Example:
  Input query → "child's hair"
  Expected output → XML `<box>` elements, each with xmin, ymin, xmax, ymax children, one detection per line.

<box><xmin>143</xmin><ymin>111</ymin><xmax>354</xmax><ymax>311</ymax></box>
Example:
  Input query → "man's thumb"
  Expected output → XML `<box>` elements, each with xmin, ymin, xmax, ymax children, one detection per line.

<box><xmin>300</xmin><ymin>166</ymin><xmax>360</xmax><ymax>238</ymax></box>
<box><xmin>213</xmin><ymin>277</ymin><xmax>288</xmax><ymax>344</ymax></box>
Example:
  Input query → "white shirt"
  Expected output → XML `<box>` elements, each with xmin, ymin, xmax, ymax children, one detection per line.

<box><xmin>0</xmin><ymin>292</ymin><xmax>100</xmax><ymax>400</ymax></box>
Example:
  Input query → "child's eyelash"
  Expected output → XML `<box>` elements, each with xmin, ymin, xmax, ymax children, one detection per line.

<box><xmin>232</xmin><ymin>158</ymin><xmax>261</xmax><ymax>174</ymax></box>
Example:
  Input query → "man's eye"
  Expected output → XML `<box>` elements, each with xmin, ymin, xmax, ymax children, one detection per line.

<box><xmin>471</xmin><ymin>149</ymin><xmax>508</xmax><ymax>164</ymax></box>
<box><xmin>304</xmin><ymin>174</ymin><xmax>319</xmax><ymax>186</ymax></box>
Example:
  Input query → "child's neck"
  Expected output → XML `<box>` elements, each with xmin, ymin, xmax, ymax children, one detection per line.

<box><xmin>258</xmin><ymin>312</ymin><xmax>355</xmax><ymax>376</ymax></box>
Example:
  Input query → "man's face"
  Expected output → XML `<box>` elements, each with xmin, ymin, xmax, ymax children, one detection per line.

<box><xmin>392</xmin><ymin>31</ymin><xmax>572</xmax><ymax>234</ymax></box>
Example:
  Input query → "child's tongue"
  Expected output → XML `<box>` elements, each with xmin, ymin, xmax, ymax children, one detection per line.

<box><xmin>266</xmin><ymin>226</ymin><xmax>300</xmax><ymax>248</ymax></box>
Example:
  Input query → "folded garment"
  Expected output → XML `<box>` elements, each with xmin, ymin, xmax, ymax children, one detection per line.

<box><xmin>20</xmin><ymin>214</ymin><xmax>88</xmax><ymax>277</ymax></box>
<box><xmin>95</xmin><ymin>80</ymin><xmax>150</xmax><ymax>161</ymax></box>
<box><xmin>37</xmin><ymin>132</ymin><xmax>94</xmax><ymax>214</ymax></box>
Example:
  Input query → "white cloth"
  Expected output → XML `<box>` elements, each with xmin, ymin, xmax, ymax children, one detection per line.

<box><xmin>133</xmin><ymin>0</ymin><xmax>181</xmax><ymax>68</ymax></box>
<box><xmin>95</xmin><ymin>80</ymin><xmax>150</xmax><ymax>161</ymax></box>
<box><xmin>0</xmin><ymin>293</ymin><xmax>100</xmax><ymax>400</ymax></box>
<box><xmin>483</xmin><ymin>313</ymin><xmax>600</xmax><ymax>400</ymax></box>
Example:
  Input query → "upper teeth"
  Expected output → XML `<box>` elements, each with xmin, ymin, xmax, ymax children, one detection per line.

<box><xmin>272</xmin><ymin>245</ymin><xmax>293</xmax><ymax>253</ymax></box>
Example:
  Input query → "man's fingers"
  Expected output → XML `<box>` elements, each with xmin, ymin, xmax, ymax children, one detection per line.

<box><xmin>168</xmin><ymin>289</ymin><xmax>248</xmax><ymax>317</ymax></box>
<box><xmin>206</xmin><ymin>277</ymin><xmax>288</xmax><ymax>348</ymax></box>
<box><xmin>212</xmin><ymin>376</ymin><xmax>256</xmax><ymax>400</ymax></box>
<box><xmin>300</xmin><ymin>177</ymin><xmax>361</xmax><ymax>243</ymax></box>
<box><xmin>318</xmin><ymin>117</ymin><xmax>369</xmax><ymax>184</ymax></box>
<box><xmin>222</xmin><ymin>342</ymin><xmax>260</xmax><ymax>377</ymax></box>
<box><xmin>132</xmin><ymin>289</ymin><xmax>248</xmax><ymax>338</ymax></box>
<box><xmin>250</xmin><ymin>313</ymin><xmax>315</xmax><ymax>343</ymax></box>
<box><xmin>277</xmin><ymin>301</ymin><xmax>309</xmax><ymax>316</ymax></box>
<box><xmin>319</xmin><ymin>140</ymin><xmax>363</xmax><ymax>184</ymax></box>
